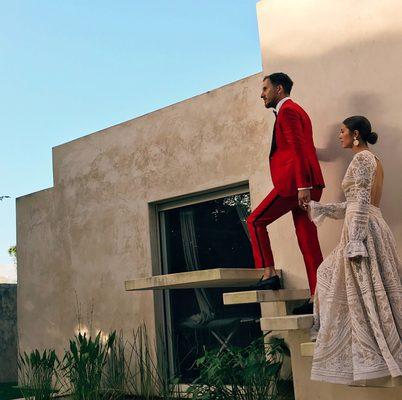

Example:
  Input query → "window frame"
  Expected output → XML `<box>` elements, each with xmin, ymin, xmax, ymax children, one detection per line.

<box><xmin>148</xmin><ymin>180</ymin><xmax>250</xmax><ymax>379</ymax></box>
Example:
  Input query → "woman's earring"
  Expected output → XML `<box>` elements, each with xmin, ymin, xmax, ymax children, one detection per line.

<box><xmin>353</xmin><ymin>137</ymin><xmax>360</xmax><ymax>146</ymax></box>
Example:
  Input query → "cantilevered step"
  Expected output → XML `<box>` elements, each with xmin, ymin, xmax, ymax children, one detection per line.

<box><xmin>351</xmin><ymin>376</ymin><xmax>402</xmax><ymax>388</ymax></box>
<box><xmin>223</xmin><ymin>288</ymin><xmax>310</xmax><ymax>305</ymax></box>
<box><xmin>125</xmin><ymin>268</ymin><xmax>282</xmax><ymax>291</ymax></box>
<box><xmin>300</xmin><ymin>341</ymin><xmax>315</xmax><ymax>357</ymax></box>
<box><xmin>260</xmin><ymin>314</ymin><xmax>313</xmax><ymax>331</ymax></box>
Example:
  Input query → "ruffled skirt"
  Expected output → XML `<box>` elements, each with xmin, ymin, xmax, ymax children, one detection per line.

<box><xmin>311</xmin><ymin>204</ymin><xmax>402</xmax><ymax>384</ymax></box>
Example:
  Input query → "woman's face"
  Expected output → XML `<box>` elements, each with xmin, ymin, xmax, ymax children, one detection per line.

<box><xmin>339</xmin><ymin>124</ymin><xmax>355</xmax><ymax>148</ymax></box>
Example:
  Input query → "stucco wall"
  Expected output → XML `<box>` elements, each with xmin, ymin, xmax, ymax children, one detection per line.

<box><xmin>0</xmin><ymin>283</ymin><xmax>17</xmax><ymax>383</ymax></box>
<box><xmin>16</xmin><ymin>0</ymin><xmax>402</xmax><ymax>372</ymax></box>
<box><xmin>16</xmin><ymin>73</ymin><xmax>273</xmax><ymax>354</ymax></box>
<box><xmin>256</xmin><ymin>0</ymin><xmax>402</xmax><ymax>290</ymax></box>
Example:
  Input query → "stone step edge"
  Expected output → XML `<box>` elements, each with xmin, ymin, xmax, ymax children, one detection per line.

<box><xmin>301</xmin><ymin>341</ymin><xmax>315</xmax><ymax>356</ymax></box>
<box><xmin>223</xmin><ymin>288</ymin><xmax>310</xmax><ymax>305</ymax></box>
<box><xmin>260</xmin><ymin>314</ymin><xmax>313</xmax><ymax>331</ymax></box>
<box><xmin>125</xmin><ymin>268</ymin><xmax>282</xmax><ymax>291</ymax></box>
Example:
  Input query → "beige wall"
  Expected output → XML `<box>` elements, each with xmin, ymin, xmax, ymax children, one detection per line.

<box><xmin>256</xmin><ymin>0</ymin><xmax>402</xmax><ymax>290</ymax></box>
<box><xmin>16</xmin><ymin>74</ymin><xmax>273</xmax><ymax>354</ymax></box>
<box><xmin>17</xmin><ymin>0</ymin><xmax>402</xmax><ymax>368</ymax></box>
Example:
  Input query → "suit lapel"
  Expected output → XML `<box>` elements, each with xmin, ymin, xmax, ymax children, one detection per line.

<box><xmin>269</xmin><ymin>111</ymin><xmax>278</xmax><ymax>158</ymax></box>
<box><xmin>269</xmin><ymin>100</ymin><xmax>294</xmax><ymax>158</ymax></box>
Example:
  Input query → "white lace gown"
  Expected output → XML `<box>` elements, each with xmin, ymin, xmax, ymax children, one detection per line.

<box><xmin>308</xmin><ymin>150</ymin><xmax>402</xmax><ymax>384</ymax></box>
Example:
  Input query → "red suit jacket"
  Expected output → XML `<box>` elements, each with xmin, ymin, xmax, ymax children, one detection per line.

<box><xmin>269</xmin><ymin>99</ymin><xmax>325</xmax><ymax>197</ymax></box>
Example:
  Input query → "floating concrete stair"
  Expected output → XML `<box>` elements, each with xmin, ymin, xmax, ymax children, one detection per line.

<box><xmin>125</xmin><ymin>268</ymin><xmax>282</xmax><ymax>291</ymax></box>
<box><xmin>125</xmin><ymin>267</ymin><xmax>402</xmax><ymax>397</ymax></box>
<box><xmin>223</xmin><ymin>288</ymin><xmax>310</xmax><ymax>305</ymax></box>
<box><xmin>300</xmin><ymin>341</ymin><xmax>315</xmax><ymax>357</ymax></box>
<box><xmin>260</xmin><ymin>315</ymin><xmax>313</xmax><ymax>331</ymax></box>
<box><xmin>351</xmin><ymin>376</ymin><xmax>402</xmax><ymax>388</ymax></box>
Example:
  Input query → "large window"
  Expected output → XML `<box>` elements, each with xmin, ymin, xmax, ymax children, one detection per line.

<box><xmin>158</xmin><ymin>188</ymin><xmax>261</xmax><ymax>382</ymax></box>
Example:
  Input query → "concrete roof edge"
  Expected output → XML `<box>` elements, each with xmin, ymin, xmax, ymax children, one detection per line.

<box><xmin>16</xmin><ymin>186</ymin><xmax>54</xmax><ymax>202</ymax></box>
<box><xmin>52</xmin><ymin>72</ymin><xmax>263</xmax><ymax>151</ymax></box>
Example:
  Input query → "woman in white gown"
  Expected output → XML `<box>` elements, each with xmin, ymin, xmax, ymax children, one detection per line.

<box><xmin>307</xmin><ymin>115</ymin><xmax>402</xmax><ymax>385</ymax></box>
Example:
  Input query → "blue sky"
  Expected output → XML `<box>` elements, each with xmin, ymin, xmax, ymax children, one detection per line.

<box><xmin>0</xmin><ymin>1</ymin><xmax>261</xmax><ymax>266</ymax></box>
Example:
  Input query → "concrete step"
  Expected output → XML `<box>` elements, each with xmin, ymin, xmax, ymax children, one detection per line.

<box><xmin>300</xmin><ymin>342</ymin><xmax>402</xmax><ymax>387</ymax></box>
<box><xmin>223</xmin><ymin>288</ymin><xmax>310</xmax><ymax>305</ymax></box>
<box><xmin>125</xmin><ymin>268</ymin><xmax>282</xmax><ymax>291</ymax></box>
<box><xmin>300</xmin><ymin>341</ymin><xmax>315</xmax><ymax>356</ymax></box>
<box><xmin>351</xmin><ymin>376</ymin><xmax>402</xmax><ymax>388</ymax></box>
<box><xmin>260</xmin><ymin>314</ymin><xmax>313</xmax><ymax>331</ymax></box>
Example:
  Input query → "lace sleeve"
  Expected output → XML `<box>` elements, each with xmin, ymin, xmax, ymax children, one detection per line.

<box><xmin>344</xmin><ymin>151</ymin><xmax>376</xmax><ymax>258</ymax></box>
<box><xmin>308</xmin><ymin>200</ymin><xmax>347</xmax><ymax>226</ymax></box>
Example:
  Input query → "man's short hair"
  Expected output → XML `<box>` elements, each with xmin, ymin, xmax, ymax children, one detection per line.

<box><xmin>263</xmin><ymin>72</ymin><xmax>293</xmax><ymax>95</ymax></box>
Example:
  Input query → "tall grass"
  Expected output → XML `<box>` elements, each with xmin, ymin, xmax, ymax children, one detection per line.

<box><xmin>17</xmin><ymin>349</ymin><xmax>60</xmax><ymax>400</ymax></box>
<box><xmin>61</xmin><ymin>325</ymin><xmax>181</xmax><ymax>399</ymax></box>
<box><xmin>102</xmin><ymin>331</ymin><xmax>127</xmax><ymax>400</ymax></box>
<box><xmin>125</xmin><ymin>324</ymin><xmax>182</xmax><ymax>399</ymax></box>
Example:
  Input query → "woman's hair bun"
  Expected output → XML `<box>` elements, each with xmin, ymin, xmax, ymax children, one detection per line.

<box><xmin>367</xmin><ymin>131</ymin><xmax>378</xmax><ymax>145</ymax></box>
<box><xmin>343</xmin><ymin>116</ymin><xmax>378</xmax><ymax>145</ymax></box>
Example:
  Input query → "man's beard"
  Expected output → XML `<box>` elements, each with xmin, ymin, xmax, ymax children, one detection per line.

<box><xmin>265</xmin><ymin>100</ymin><xmax>276</xmax><ymax>109</ymax></box>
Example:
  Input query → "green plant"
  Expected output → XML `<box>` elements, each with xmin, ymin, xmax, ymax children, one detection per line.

<box><xmin>102</xmin><ymin>331</ymin><xmax>127</xmax><ymax>400</ymax></box>
<box><xmin>62</xmin><ymin>331</ymin><xmax>116</xmax><ymax>400</ymax></box>
<box><xmin>126</xmin><ymin>324</ymin><xmax>182</xmax><ymax>399</ymax></box>
<box><xmin>186</xmin><ymin>335</ymin><xmax>289</xmax><ymax>400</ymax></box>
<box><xmin>17</xmin><ymin>349</ymin><xmax>60</xmax><ymax>400</ymax></box>
<box><xmin>16</xmin><ymin>322</ymin><xmax>185</xmax><ymax>400</ymax></box>
<box><xmin>8</xmin><ymin>245</ymin><xmax>17</xmax><ymax>263</ymax></box>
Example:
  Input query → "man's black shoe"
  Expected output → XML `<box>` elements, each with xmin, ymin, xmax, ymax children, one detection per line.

<box><xmin>292</xmin><ymin>300</ymin><xmax>313</xmax><ymax>315</ymax></box>
<box><xmin>251</xmin><ymin>275</ymin><xmax>281</xmax><ymax>290</ymax></box>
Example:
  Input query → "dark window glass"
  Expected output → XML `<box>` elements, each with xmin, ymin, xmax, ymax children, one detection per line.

<box><xmin>159</xmin><ymin>193</ymin><xmax>262</xmax><ymax>382</ymax></box>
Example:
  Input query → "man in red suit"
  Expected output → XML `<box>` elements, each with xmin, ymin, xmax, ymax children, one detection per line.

<box><xmin>246</xmin><ymin>73</ymin><xmax>325</xmax><ymax>313</ymax></box>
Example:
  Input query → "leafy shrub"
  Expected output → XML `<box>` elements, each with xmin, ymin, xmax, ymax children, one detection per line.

<box><xmin>17</xmin><ymin>325</ymin><xmax>288</xmax><ymax>400</ymax></box>
<box><xmin>186</xmin><ymin>335</ymin><xmax>289</xmax><ymax>400</ymax></box>
<box><xmin>18</xmin><ymin>349</ymin><xmax>60</xmax><ymax>400</ymax></box>
<box><xmin>62</xmin><ymin>331</ymin><xmax>116</xmax><ymax>400</ymax></box>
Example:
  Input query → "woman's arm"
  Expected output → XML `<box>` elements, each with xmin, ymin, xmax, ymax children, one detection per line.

<box><xmin>308</xmin><ymin>200</ymin><xmax>347</xmax><ymax>226</ymax></box>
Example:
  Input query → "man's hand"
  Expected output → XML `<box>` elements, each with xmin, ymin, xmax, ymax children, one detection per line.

<box><xmin>298</xmin><ymin>189</ymin><xmax>311</xmax><ymax>210</ymax></box>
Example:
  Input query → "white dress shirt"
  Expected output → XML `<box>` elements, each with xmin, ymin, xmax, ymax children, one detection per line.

<box><xmin>275</xmin><ymin>96</ymin><xmax>291</xmax><ymax>113</ymax></box>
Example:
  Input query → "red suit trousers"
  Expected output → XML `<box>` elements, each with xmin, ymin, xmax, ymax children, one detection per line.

<box><xmin>246</xmin><ymin>188</ymin><xmax>323</xmax><ymax>294</ymax></box>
